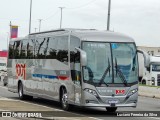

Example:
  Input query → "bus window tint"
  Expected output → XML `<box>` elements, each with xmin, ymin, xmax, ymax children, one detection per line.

<box><xmin>14</xmin><ymin>41</ymin><xmax>21</xmax><ymax>59</ymax></box>
<box><xmin>57</xmin><ymin>36</ymin><xmax>68</xmax><ymax>64</ymax></box>
<box><xmin>27</xmin><ymin>39</ymin><xmax>35</xmax><ymax>59</ymax></box>
<box><xmin>70</xmin><ymin>36</ymin><xmax>81</xmax><ymax>84</ymax></box>
<box><xmin>35</xmin><ymin>37</ymin><xmax>48</xmax><ymax>59</ymax></box>
<box><xmin>9</xmin><ymin>41</ymin><xmax>15</xmax><ymax>59</ymax></box>
<box><xmin>46</xmin><ymin>37</ymin><xmax>57</xmax><ymax>59</ymax></box>
<box><xmin>112</xmin><ymin>43</ymin><xmax>138</xmax><ymax>83</ymax></box>
<box><xmin>20</xmin><ymin>40</ymin><xmax>28</xmax><ymax>59</ymax></box>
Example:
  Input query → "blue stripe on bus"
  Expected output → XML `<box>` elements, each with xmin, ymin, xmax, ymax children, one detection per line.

<box><xmin>32</xmin><ymin>74</ymin><xmax>58</xmax><ymax>79</ymax></box>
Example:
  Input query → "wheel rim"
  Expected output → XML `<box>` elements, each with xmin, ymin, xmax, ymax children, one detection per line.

<box><xmin>62</xmin><ymin>92</ymin><xmax>68</xmax><ymax>108</ymax></box>
<box><xmin>19</xmin><ymin>84</ymin><xmax>23</xmax><ymax>97</ymax></box>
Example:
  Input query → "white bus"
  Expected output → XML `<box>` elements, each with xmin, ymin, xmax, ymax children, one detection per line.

<box><xmin>8</xmin><ymin>29</ymin><xmax>141</xmax><ymax>112</ymax></box>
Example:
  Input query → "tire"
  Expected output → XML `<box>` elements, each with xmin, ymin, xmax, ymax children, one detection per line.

<box><xmin>3</xmin><ymin>79</ymin><xmax>7</xmax><ymax>86</ymax></box>
<box><xmin>18</xmin><ymin>82</ymin><xmax>33</xmax><ymax>100</ymax></box>
<box><xmin>61</xmin><ymin>88</ymin><xmax>71</xmax><ymax>111</ymax></box>
<box><xmin>3</xmin><ymin>82</ymin><xmax>7</xmax><ymax>86</ymax></box>
<box><xmin>106</xmin><ymin>107</ymin><xmax>117</xmax><ymax>113</ymax></box>
<box><xmin>142</xmin><ymin>80</ymin><xmax>146</xmax><ymax>85</ymax></box>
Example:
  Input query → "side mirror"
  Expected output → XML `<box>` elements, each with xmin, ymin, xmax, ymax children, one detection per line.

<box><xmin>137</xmin><ymin>49</ymin><xmax>150</xmax><ymax>69</ymax></box>
<box><xmin>75</xmin><ymin>47</ymin><xmax>87</xmax><ymax>66</ymax></box>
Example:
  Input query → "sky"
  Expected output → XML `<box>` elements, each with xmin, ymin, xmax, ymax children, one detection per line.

<box><xmin>0</xmin><ymin>0</ymin><xmax>160</xmax><ymax>50</ymax></box>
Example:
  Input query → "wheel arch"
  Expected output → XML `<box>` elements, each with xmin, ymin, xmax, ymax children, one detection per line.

<box><xmin>59</xmin><ymin>85</ymin><xmax>67</xmax><ymax>102</ymax></box>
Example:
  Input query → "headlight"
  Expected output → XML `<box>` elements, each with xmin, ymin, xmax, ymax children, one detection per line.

<box><xmin>127</xmin><ymin>88</ymin><xmax>138</xmax><ymax>97</ymax></box>
<box><xmin>151</xmin><ymin>77</ymin><xmax>155</xmax><ymax>85</ymax></box>
<box><xmin>84</xmin><ymin>88</ymin><xmax>98</xmax><ymax>97</ymax></box>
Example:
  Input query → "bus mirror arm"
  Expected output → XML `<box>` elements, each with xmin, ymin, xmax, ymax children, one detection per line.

<box><xmin>137</xmin><ymin>49</ymin><xmax>150</xmax><ymax>69</ymax></box>
<box><xmin>75</xmin><ymin>47</ymin><xmax>87</xmax><ymax>66</ymax></box>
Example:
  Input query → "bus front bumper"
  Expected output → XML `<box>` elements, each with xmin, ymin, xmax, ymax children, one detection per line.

<box><xmin>82</xmin><ymin>102</ymin><xmax>137</xmax><ymax>107</ymax></box>
<box><xmin>81</xmin><ymin>91</ymin><xmax>138</xmax><ymax>108</ymax></box>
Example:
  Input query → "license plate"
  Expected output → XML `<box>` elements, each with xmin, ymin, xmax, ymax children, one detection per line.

<box><xmin>108</xmin><ymin>99</ymin><xmax>119</xmax><ymax>104</ymax></box>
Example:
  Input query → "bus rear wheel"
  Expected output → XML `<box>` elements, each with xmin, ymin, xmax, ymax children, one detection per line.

<box><xmin>18</xmin><ymin>82</ymin><xmax>33</xmax><ymax>100</ymax></box>
<box><xmin>106</xmin><ymin>107</ymin><xmax>117</xmax><ymax>113</ymax></box>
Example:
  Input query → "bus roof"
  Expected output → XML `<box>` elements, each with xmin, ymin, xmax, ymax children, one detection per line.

<box><xmin>11</xmin><ymin>29</ymin><xmax>135</xmax><ymax>43</ymax></box>
<box><xmin>70</xmin><ymin>29</ymin><xmax>134</xmax><ymax>43</ymax></box>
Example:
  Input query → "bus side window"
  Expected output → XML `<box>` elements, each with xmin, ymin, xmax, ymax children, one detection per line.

<box><xmin>70</xmin><ymin>36</ymin><xmax>81</xmax><ymax>85</ymax></box>
<box><xmin>46</xmin><ymin>37</ymin><xmax>57</xmax><ymax>59</ymax></box>
<box><xmin>9</xmin><ymin>41</ymin><xmax>15</xmax><ymax>59</ymax></box>
<box><xmin>57</xmin><ymin>36</ymin><xmax>68</xmax><ymax>64</ymax></box>
<box><xmin>14</xmin><ymin>41</ymin><xmax>21</xmax><ymax>59</ymax></box>
<box><xmin>35</xmin><ymin>37</ymin><xmax>47</xmax><ymax>59</ymax></box>
<box><xmin>27</xmin><ymin>39</ymin><xmax>35</xmax><ymax>59</ymax></box>
<box><xmin>20</xmin><ymin>39</ymin><xmax>28</xmax><ymax>59</ymax></box>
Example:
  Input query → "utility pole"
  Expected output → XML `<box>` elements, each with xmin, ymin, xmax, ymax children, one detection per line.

<box><xmin>35</xmin><ymin>28</ymin><xmax>37</xmax><ymax>32</ymax></box>
<box><xmin>6</xmin><ymin>32</ymin><xmax>9</xmax><ymax>50</ymax></box>
<box><xmin>38</xmin><ymin>19</ymin><xmax>42</xmax><ymax>32</ymax></box>
<box><xmin>9</xmin><ymin>21</ymin><xmax>12</xmax><ymax>40</ymax></box>
<box><xmin>59</xmin><ymin>7</ymin><xmax>65</xmax><ymax>29</ymax></box>
<box><xmin>29</xmin><ymin>0</ymin><xmax>32</xmax><ymax>34</ymax></box>
<box><xmin>107</xmin><ymin>0</ymin><xmax>111</xmax><ymax>31</ymax></box>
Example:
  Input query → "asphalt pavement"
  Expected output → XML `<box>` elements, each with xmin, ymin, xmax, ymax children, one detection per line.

<box><xmin>0</xmin><ymin>81</ymin><xmax>159</xmax><ymax>120</ymax></box>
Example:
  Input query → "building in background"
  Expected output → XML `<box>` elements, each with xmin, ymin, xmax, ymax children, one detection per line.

<box><xmin>0</xmin><ymin>51</ymin><xmax>8</xmax><ymax>80</ymax></box>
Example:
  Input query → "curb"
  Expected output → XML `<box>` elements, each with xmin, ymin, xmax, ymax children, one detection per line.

<box><xmin>138</xmin><ymin>86</ymin><xmax>160</xmax><ymax>99</ymax></box>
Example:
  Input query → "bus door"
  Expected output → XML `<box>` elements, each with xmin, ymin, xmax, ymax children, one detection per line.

<box><xmin>70</xmin><ymin>51</ymin><xmax>82</xmax><ymax>105</ymax></box>
<box><xmin>74</xmin><ymin>62</ymin><xmax>81</xmax><ymax>104</ymax></box>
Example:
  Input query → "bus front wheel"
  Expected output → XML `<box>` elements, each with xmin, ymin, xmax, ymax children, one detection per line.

<box><xmin>106</xmin><ymin>107</ymin><xmax>117</xmax><ymax>113</ymax></box>
<box><xmin>61</xmin><ymin>88</ymin><xmax>71</xmax><ymax>110</ymax></box>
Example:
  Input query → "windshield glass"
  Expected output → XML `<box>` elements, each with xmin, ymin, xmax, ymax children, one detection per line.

<box><xmin>82</xmin><ymin>42</ymin><xmax>138</xmax><ymax>86</ymax></box>
<box><xmin>112</xmin><ymin>43</ymin><xmax>138</xmax><ymax>84</ymax></box>
<box><xmin>82</xmin><ymin>42</ymin><xmax>112</xmax><ymax>85</ymax></box>
<box><xmin>0</xmin><ymin>63</ymin><xmax>6</xmax><ymax>66</ymax></box>
<box><xmin>152</xmin><ymin>64</ymin><xmax>160</xmax><ymax>72</ymax></box>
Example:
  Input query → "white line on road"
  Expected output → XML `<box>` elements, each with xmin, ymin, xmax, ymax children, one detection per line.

<box><xmin>0</xmin><ymin>96</ymin><xmax>104</xmax><ymax>120</ymax></box>
<box><xmin>0</xmin><ymin>85</ymin><xmax>7</xmax><ymax>89</ymax></box>
<box><xmin>0</xmin><ymin>87</ymin><xmax>105</xmax><ymax>120</ymax></box>
<box><xmin>88</xmin><ymin>117</ymin><xmax>104</xmax><ymax>120</ymax></box>
<box><xmin>5</xmin><ymin>98</ymin><xmax>63</xmax><ymax>111</ymax></box>
<box><xmin>149</xmin><ymin>117</ymin><xmax>160</xmax><ymax>120</ymax></box>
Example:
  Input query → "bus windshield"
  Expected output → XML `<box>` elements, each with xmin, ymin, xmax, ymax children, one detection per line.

<box><xmin>0</xmin><ymin>63</ymin><xmax>6</xmax><ymax>66</ymax></box>
<box><xmin>82</xmin><ymin>42</ymin><xmax>138</xmax><ymax>86</ymax></box>
<box><xmin>152</xmin><ymin>64</ymin><xmax>160</xmax><ymax>72</ymax></box>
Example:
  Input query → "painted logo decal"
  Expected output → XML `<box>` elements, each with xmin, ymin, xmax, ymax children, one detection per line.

<box><xmin>115</xmin><ymin>90</ymin><xmax>125</xmax><ymax>94</ymax></box>
<box><xmin>32</xmin><ymin>74</ymin><xmax>69</xmax><ymax>81</ymax></box>
<box><xmin>16</xmin><ymin>64</ymin><xmax>26</xmax><ymax>80</ymax></box>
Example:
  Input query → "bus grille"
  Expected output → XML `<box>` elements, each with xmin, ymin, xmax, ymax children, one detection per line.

<box><xmin>157</xmin><ymin>74</ymin><xmax>160</xmax><ymax>86</ymax></box>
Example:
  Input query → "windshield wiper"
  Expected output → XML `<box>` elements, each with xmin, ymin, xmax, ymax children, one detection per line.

<box><xmin>99</xmin><ymin>58</ymin><xmax>111</xmax><ymax>86</ymax></box>
<box><xmin>115</xmin><ymin>57</ymin><xmax>128</xmax><ymax>86</ymax></box>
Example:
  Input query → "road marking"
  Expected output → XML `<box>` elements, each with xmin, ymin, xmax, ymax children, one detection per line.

<box><xmin>0</xmin><ymin>109</ymin><xmax>10</xmax><ymax>111</ymax></box>
<box><xmin>50</xmin><ymin>117</ymin><xmax>81</xmax><ymax>120</ymax></box>
<box><xmin>5</xmin><ymin>98</ymin><xmax>63</xmax><ymax>111</ymax></box>
<box><xmin>0</xmin><ymin>96</ymin><xmax>105</xmax><ymax>120</ymax></box>
<box><xmin>0</xmin><ymin>97</ymin><xmax>13</xmax><ymax>100</ymax></box>
<box><xmin>0</xmin><ymin>96</ymin><xmax>62</xmax><ymax>111</ymax></box>
<box><xmin>0</xmin><ymin>85</ymin><xmax>7</xmax><ymax>89</ymax></box>
<box><xmin>149</xmin><ymin>117</ymin><xmax>160</xmax><ymax>120</ymax></box>
<box><xmin>0</xmin><ymin>86</ymin><xmax>105</xmax><ymax>120</ymax></box>
<box><xmin>88</xmin><ymin>117</ymin><xmax>104</xmax><ymax>120</ymax></box>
